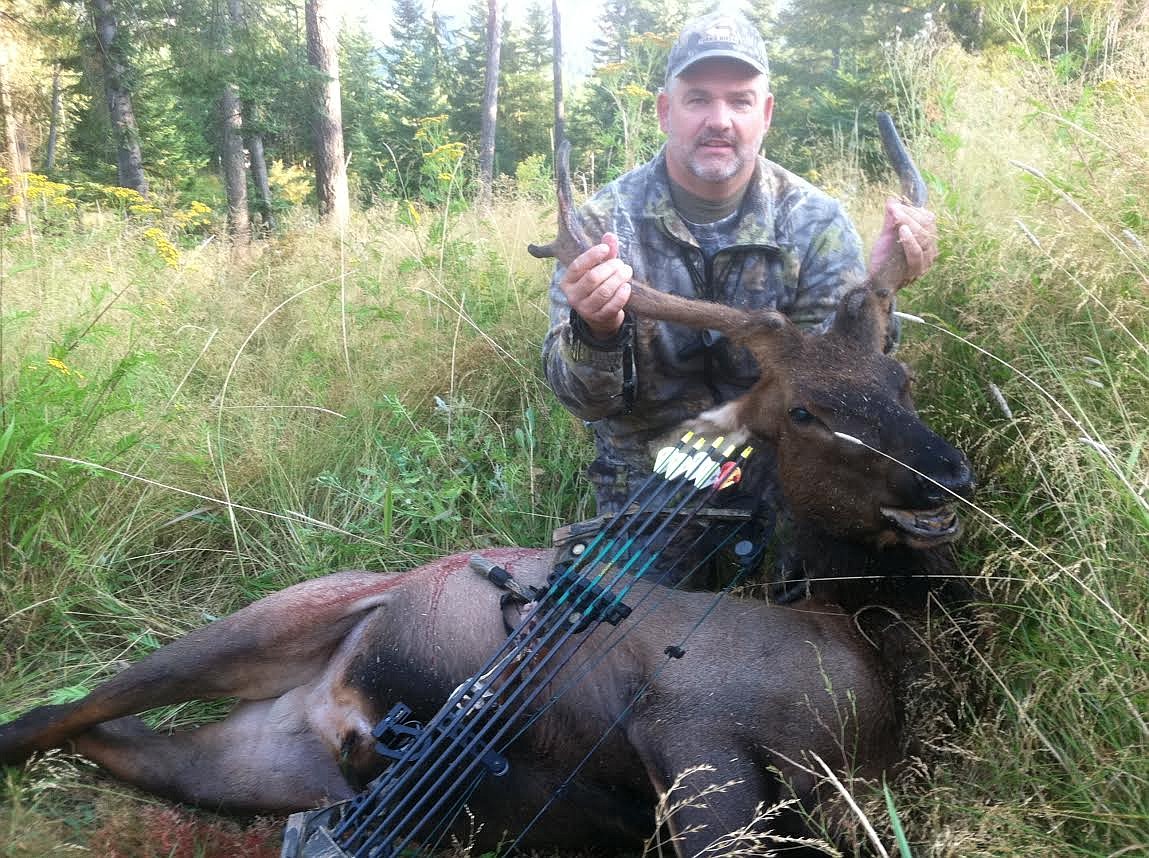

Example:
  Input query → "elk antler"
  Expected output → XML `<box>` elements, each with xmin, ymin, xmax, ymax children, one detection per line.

<box><xmin>867</xmin><ymin>112</ymin><xmax>930</xmax><ymax>307</ymax></box>
<box><xmin>527</xmin><ymin>142</ymin><xmax>784</xmax><ymax>344</ymax></box>
<box><xmin>878</xmin><ymin>111</ymin><xmax>928</xmax><ymax>209</ymax></box>
<box><xmin>526</xmin><ymin>140</ymin><xmax>592</xmax><ymax>267</ymax></box>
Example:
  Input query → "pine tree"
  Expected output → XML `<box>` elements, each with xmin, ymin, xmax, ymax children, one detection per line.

<box><xmin>306</xmin><ymin>0</ymin><xmax>349</xmax><ymax>226</ymax></box>
<box><xmin>573</xmin><ymin>0</ymin><xmax>690</xmax><ymax>182</ymax></box>
<box><xmin>88</xmin><ymin>0</ymin><xmax>147</xmax><ymax>193</ymax></box>
<box><xmin>765</xmin><ymin>0</ymin><xmax>934</xmax><ymax>174</ymax></box>
<box><xmin>476</xmin><ymin>0</ymin><xmax>501</xmax><ymax>208</ymax></box>
<box><xmin>379</xmin><ymin>0</ymin><xmax>453</xmax><ymax>197</ymax></box>
<box><xmin>496</xmin><ymin>8</ymin><xmax>553</xmax><ymax>176</ymax></box>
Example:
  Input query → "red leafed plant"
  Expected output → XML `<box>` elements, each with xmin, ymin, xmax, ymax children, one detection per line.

<box><xmin>87</xmin><ymin>804</ymin><xmax>281</xmax><ymax>858</ymax></box>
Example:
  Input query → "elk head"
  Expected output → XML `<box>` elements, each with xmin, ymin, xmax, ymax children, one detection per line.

<box><xmin>531</xmin><ymin>122</ymin><xmax>973</xmax><ymax>550</ymax></box>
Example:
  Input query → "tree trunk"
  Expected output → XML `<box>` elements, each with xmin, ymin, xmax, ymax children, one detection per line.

<box><xmin>477</xmin><ymin>0</ymin><xmax>502</xmax><ymax>210</ymax></box>
<box><xmin>227</xmin><ymin>0</ymin><xmax>274</xmax><ymax>233</ymax></box>
<box><xmin>220</xmin><ymin>84</ymin><xmax>250</xmax><ymax>242</ymax></box>
<box><xmin>247</xmin><ymin>131</ymin><xmax>276</xmax><ymax>231</ymax></box>
<box><xmin>0</xmin><ymin>42</ymin><xmax>25</xmax><ymax>222</ymax></box>
<box><xmin>306</xmin><ymin>0</ymin><xmax>349</xmax><ymax>227</ymax></box>
<box><xmin>551</xmin><ymin>0</ymin><xmax>566</xmax><ymax>155</ymax></box>
<box><xmin>90</xmin><ymin>0</ymin><xmax>148</xmax><ymax>195</ymax></box>
<box><xmin>221</xmin><ymin>0</ymin><xmax>251</xmax><ymax>243</ymax></box>
<box><xmin>45</xmin><ymin>64</ymin><xmax>62</xmax><ymax>173</ymax></box>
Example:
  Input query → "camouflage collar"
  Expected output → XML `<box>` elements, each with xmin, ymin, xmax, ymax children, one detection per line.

<box><xmin>642</xmin><ymin>148</ymin><xmax>780</xmax><ymax>252</ymax></box>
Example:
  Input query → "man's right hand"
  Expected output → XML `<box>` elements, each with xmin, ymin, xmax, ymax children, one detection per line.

<box><xmin>559</xmin><ymin>232</ymin><xmax>632</xmax><ymax>340</ymax></box>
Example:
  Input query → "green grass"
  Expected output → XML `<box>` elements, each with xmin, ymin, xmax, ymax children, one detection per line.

<box><xmin>2</xmin><ymin>16</ymin><xmax>1148</xmax><ymax>858</ymax></box>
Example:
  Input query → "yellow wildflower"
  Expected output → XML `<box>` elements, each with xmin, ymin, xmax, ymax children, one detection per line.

<box><xmin>47</xmin><ymin>357</ymin><xmax>71</xmax><ymax>376</ymax></box>
<box><xmin>429</xmin><ymin>143</ymin><xmax>465</xmax><ymax>158</ymax></box>
<box><xmin>406</xmin><ymin>201</ymin><xmax>421</xmax><ymax>226</ymax></box>
<box><xmin>143</xmin><ymin>227</ymin><xmax>180</xmax><ymax>267</ymax></box>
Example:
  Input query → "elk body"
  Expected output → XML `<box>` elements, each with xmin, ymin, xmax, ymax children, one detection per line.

<box><xmin>0</xmin><ymin>130</ymin><xmax>976</xmax><ymax>855</ymax></box>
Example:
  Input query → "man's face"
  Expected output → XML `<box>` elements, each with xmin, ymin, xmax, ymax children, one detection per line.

<box><xmin>657</xmin><ymin>58</ymin><xmax>774</xmax><ymax>199</ymax></box>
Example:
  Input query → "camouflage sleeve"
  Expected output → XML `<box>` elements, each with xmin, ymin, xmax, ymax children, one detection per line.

<box><xmin>541</xmin><ymin>262</ymin><xmax>629</xmax><ymax>421</ymax></box>
<box><xmin>787</xmin><ymin>199</ymin><xmax>867</xmax><ymax>334</ymax></box>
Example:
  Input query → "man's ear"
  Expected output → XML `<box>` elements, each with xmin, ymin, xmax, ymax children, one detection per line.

<box><xmin>657</xmin><ymin>90</ymin><xmax>670</xmax><ymax>133</ymax></box>
<box><xmin>761</xmin><ymin>91</ymin><xmax>775</xmax><ymax>135</ymax></box>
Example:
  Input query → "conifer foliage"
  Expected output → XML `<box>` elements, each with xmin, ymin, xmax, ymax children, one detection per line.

<box><xmin>0</xmin><ymin>0</ymin><xmax>995</xmax><ymax>219</ymax></box>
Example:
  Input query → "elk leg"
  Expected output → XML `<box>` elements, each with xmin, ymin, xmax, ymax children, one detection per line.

<box><xmin>630</xmin><ymin>727</ymin><xmax>826</xmax><ymax>858</ymax></box>
<box><xmin>0</xmin><ymin>570</ymin><xmax>401</xmax><ymax>765</ymax></box>
<box><xmin>72</xmin><ymin>687</ymin><xmax>353</xmax><ymax>812</ymax></box>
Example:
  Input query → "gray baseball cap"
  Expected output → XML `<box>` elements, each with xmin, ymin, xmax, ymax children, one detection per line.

<box><xmin>665</xmin><ymin>12</ymin><xmax>770</xmax><ymax>86</ymax></box>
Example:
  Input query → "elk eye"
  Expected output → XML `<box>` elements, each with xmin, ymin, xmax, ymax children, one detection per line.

<box><xmin>789</xmin><ymin>407</ymin><xmax>816</xmax><ymax>425</ymax></box>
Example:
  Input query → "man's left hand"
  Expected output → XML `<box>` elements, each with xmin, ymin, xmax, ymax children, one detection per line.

<box><xmin>868</xmin><ymin>198</ymin><xmax>938</xmax><ymax>284</ymax></box>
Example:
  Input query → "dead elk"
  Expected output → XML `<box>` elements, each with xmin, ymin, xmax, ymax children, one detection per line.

<box><xmin>1</xmin><ymin>156</ymin><xmax>976</xmax><ymax>857</ymax></box>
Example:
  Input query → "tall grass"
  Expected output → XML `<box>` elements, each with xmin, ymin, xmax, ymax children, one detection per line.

<box><xmin>865</xmin><ymin>13</ymin><xmax>1148</xmax><ymax>855</ymax></box>
<box><xmin>2</xmin><ymin>11</ymin><xmax>1147</xmax><ymax>857</ymax></box>
<box><xmin>0</xmin><ymin>194</ymin><xmax>594</xmax><ymax>854</ymax></box>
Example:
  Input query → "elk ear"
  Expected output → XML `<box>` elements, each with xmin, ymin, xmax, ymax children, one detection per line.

<box><xmin>830</xmin><ymin>287</ymin><xmax>886</xmax><ymax>352</ymax></box>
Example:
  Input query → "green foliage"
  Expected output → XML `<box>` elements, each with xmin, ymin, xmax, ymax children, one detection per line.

<box><xmin>412</xmin><ymin>115</ymin><xmax>468</xmax><ymax>205</ymax></box>
<box><xmin>371</xmin><ymin>0</ymin><xmax>455</xmax><ymax>200</ymax></box>
<box><xmin>480</xmin><ymin>2</ymin><xmax>554</xmax><ymax>178</ymax></box>
<box><xmin>514</xmin><ymin>153</ymin><xmax>553</xmax><ymax>200</ymax></box>
<box><xmin>761</xmin><ymin>0</ymin><xmax>938</xmax><ymax>176</ymax></box>
<box><xmin>568</xmin><ymin>3</ymin><xmax>690</xmax><ymax>183</ymax></box>
<box><xmin>874</xmin><ymin>18</ymin><xmax>1149</xmax><ymax>853</ymax></box>
<box><xmin>0</xmin><ymin>337</ymin><xmax>146</xmax><ymax>569</ymax></box>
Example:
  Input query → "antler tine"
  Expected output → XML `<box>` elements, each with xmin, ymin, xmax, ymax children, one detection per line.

<box><xmin>877</xmin><ymin>111</ymin><xmax>927</xmax><ymax>208</ymax></box>
<box><xmin>527</xmin><ymin>140</ymin><xmax>594</xmax><ymax>267</ymax></box>
<box><xmin>868</xmin><ymin>112</ymin><xmax>929</xmax><ymax>310</ymax></box>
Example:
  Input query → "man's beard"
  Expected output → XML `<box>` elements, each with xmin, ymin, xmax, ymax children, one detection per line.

<box><xmin>684</xmin><ymin>133</ymin><xmax>756</xmax><ymax>183</ymax></box>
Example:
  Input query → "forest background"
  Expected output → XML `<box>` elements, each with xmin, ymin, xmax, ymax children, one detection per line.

<box><xmin>0</xmin><ymin>0</ymin><xmax>1147</xmax><ymax>856</ymax></box>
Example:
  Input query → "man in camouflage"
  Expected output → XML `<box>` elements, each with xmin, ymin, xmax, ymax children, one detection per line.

<box><xmin>542</xmin><ymin>12</ymin><xmax>937</xmax><ymax>588</ymax></box>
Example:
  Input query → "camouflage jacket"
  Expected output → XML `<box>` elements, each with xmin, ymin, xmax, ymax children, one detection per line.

<box><xmin>542</xmin><ymin>148</ymin><xmax>867</xmax><ymax>510</ymax></box>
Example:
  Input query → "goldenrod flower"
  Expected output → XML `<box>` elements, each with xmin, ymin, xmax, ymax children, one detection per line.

<box><xmin>47</xmin><ymin>357</ymin><xmax>71</xmax><ymax>375</ymax></box>
<box><xmin>143</xmin><ymin>227</ymin><xmax>180</xmax><ymax>267</ymax></box>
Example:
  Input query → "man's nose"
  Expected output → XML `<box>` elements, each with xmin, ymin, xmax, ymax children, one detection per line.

<box><xmin>705</xmin><ymin>102</ymin><xmax>733</xmax><ymax>129</ymax></box>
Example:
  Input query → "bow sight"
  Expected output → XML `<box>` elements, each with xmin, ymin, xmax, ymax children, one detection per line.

<box><xmin>282</xmin><ymin>433</ymin><xmax>754</xmax><ymax>858</ymax></box>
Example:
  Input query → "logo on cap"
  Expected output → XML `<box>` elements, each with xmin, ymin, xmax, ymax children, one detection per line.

<box><xmin>665</xmin><ymin>12</ymin><xmax>770</xmax><ymax>86</ymax></box>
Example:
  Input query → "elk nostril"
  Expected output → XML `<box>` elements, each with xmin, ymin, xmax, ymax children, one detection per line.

<box><xmin>919</xmin><ymin>459</ymin><xmax>975</xmax><ymax>501</ymax></box>
<box><xmin>913</xmin><ymin>457</ymin><xmax>975</xmax><ymax>504</ymax></box>
<box><xmin>947</xmin><ymin>459</ymin><xmax>976</xmax><ymax>497</ymax></box>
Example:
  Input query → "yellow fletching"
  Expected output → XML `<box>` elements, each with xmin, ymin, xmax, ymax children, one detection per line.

<box><xmin>723</xmin><ymin>444</ymin><xmax>736</xmax><ymax>457</ymax></box>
